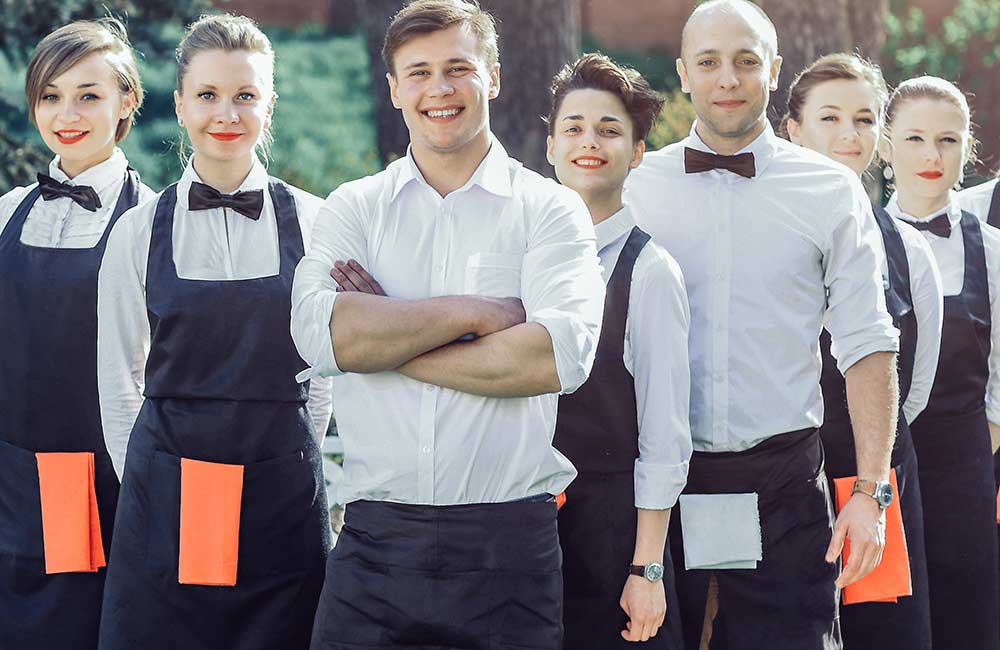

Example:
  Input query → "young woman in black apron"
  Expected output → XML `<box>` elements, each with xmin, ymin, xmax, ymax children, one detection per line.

<box><xmin>0</xmin><ymin>20</ymin><xmax>148</xmax><ymax>650</ymax></box>
<box><xmin>881</xmin><ymin>76</ymin><xmax>1000</xmax><ymax>650</ymax></box>
<box><xmin>783</xmin><ymin>53</ymin><xmax>942</xmax><ymax>650</ymax></box>
<box><xmin>96</xmin><ymin>15</ymin><xmax>332</xmax><ymax>650</ymax></box>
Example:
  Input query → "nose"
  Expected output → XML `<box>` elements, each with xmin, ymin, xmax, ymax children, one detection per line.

<box><xmin>427</xmin><ymin>71</ymin><xmax>455</xmax><ymax>98</ymax></box>
<box><xmin>214</xmin><ymin>99</ymin><xmax>239</xmax><ymax>124</ymax></box>
<box><xmin>923</xmin><ymin>142</ymin><xmax>942</xmax><ymax>164</ymax></box>
<box><xmin>717</xmin><ymin>62</ymin><xmax>739</xmax><ymax>90</ymax></box>
<box><xmin>58</xmin><ymin>99</ymin><xmax>81</xmax><ymax>123</ymax></box>
<box><xmin>581</xmin><ymin>128</ymin><xmax>600</xmax><ymax>150</ymax></box>
<box><xmin>838</xmin><ymin>126</ymin><xmax>860</xmax><ymax>145</ymax></box>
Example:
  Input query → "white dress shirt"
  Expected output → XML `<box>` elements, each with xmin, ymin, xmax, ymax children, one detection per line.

<box><xmin>595</xmin><ymin>205</ymin><xmax>692</xmax><ymax>509</ymax></box>
<box><xmin>887</xmin><ymin>194</ymin><xmax>1000</xmax><ymax>424</ymax></box>
<box><xmin>0</xmin><ymin>149</ymin><xmax>154</xmax><ymax>247</ymax></box>
<box><xmin>958</xmin><ymin>177</ymin><xmax>999</xmax><ymax>223</ymax></box>
<box><xmin>884</xmin><ymin>218</ymin><xmax>944</xmax><ymax>424</ymax></box>
<box><xmin>291</xmin><ymin>138</ymin><xmax>605</xmax><ymax>505</ymax></box>
<box><xmin>97</xmin><ymin>157</ymin><xmax>334</xmax><ymax>477</ymax></box>
<box><xmin>624</xmin><ymin>123</ymin><xmax>899</xmax><ymax>452</ymax></box>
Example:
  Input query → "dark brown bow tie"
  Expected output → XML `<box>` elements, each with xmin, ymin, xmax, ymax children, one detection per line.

<box><xmin>908</xmin><ymin>213</ymin><xmax>951</xmax><ymax>238</ymax></box>
<box><xmin>37</xmin><ymin>173</ymin><xmax>102</xmax><ymax>212</ymax></box>
<box><xmin>684</xmin><ymin>147</ymin><xmax>756</xmax><ymax>179</ymax></box>
<box><xmin>188</xmin><ymin>182</ymin><xmax>264</xmax><ymax>220</ymax></box>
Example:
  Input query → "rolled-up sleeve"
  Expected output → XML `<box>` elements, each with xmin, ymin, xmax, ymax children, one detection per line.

<box><xmin>984</xmin><ymin>225</ymin><xmax>1000</xmax><ymax>424</ymax></box>
<box><xmin>291</xmin><ymin>189</ymin><xmax>370</xmax><ymax>381</ymax></box>
<box><xmin>825</xmin><ymin>179</ymin><xmax>900</xmax><ymax>373</ymax></box>
<box><xmin>521</xmin><ymin>186</ymin><xmax>605</xmax><ymax>394</ymax></box>
<box><xmin>627</xmin><ymin>247</ymin><xmax>692</xmax><ymax>509</ymax></box>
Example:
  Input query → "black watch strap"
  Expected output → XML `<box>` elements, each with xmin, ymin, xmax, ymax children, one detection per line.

<box><xmin>629</xmin><ymin>564</ymin><xmax>645</xmax><ymax>577</ymax></box>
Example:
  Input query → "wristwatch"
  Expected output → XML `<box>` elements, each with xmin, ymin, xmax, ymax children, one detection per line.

<box><xmin>629</xmin><ymin>562</ymin><xmax>665</xmax><ymax>583</ymax></box>
<box><xmin>851</xmin><ymin>479</ymin><xmax>894</xmax><ymax>510</ymax></box>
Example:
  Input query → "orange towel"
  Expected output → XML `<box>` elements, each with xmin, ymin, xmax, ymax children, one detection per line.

<box><xmin>35</xmin><ymin>452</ymin><xmax>105</xmax><ymax>574</ymax></box>
<box><xmin>555</xmin><ymin>492</ymin><xmax>567</xmax><ymax>511</ymax></box>
<box><xmin>179</xmin><ymin>458</ymin><xmax>244</xmax><ymax>587</ymax></box>
<box><xmin>833</xmin><ymin>470</ymin><xmax>911</xmax><ymax>605</ymax></box>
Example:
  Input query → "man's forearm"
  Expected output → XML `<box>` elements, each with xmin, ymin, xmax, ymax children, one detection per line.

<box><xmin>990</xmin><ymin>422</ymin><xmax>1000</xmax><ymax>454</ymax></box>
<box><xmin>633</xmin><ymin>508</ymin><xmax>670</xmax><ymax>564</ymax></box>
<box><xmin>331</xmin><ymin>293</ymin><xmax>516</xmax><ymax>373</ymax></box>
<box><xmin>396</xmin><ymin>322</ymin><xmax>561</xmax><ymax>397</ymax></box>
<box><xmin>844</xmin><ymin>351</ymin><xmax>898</xmax><ymax>481</ymax></box>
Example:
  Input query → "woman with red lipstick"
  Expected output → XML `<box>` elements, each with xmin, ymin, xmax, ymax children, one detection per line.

<box><xmin>96</xmin><ymin>14</ymin><xmax>332</xmax><ymax>650</ymax></box>
<box><xmin>880</xmin><ymin>76</ymin><xmax>1000</xmax><ymax>650</ymax></box>
<box><xmin>782</xmin><ymin>54</ymin><xmax>943</xmax><ymax>650</ymax></box>
<box><xmin>0</xmin><ymin>19</ymin><xmax>149</xmax><ymax>650</ymax></box>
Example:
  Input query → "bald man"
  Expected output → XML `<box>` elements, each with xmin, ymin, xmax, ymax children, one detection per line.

<box><xmin>624</xmin><ymin>1</ymin><xmax>899</xmax><ymax>648</ymax></box>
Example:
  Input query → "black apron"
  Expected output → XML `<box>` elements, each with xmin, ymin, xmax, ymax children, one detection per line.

<box><xmin>668</xmin><ymin>428</ymin><xmax>840</xmax><ymax>650</ymax></box>
<box><xmin>986</xmin><ymin>179</ymin><xmax>1000</xmax><ymax>228</ymax></box>
<box><xmin>909</xmin><ymin>211</ymin><xmax>1000</xmax><ymax>650</ymax></box>
<box><xmin>98</xmin><ymin>182</ymin><xmax>331</xmax><ymax>650</ymax></box>
<box><xmin>553</xmin><ymin>226</ymin><xmax>683</xmax><ymax>649</ymax></box>
<box><xmin>816</xmin><ymin>204</ymin><xmax>930</xmax><ymax>649</ymax></box>
<box><xmin>989</xmin><ymin>180</ymin><xmax>1000</xmax><ymax>625</ymax></box>
<box><xmin>310</xmin><ymin>499</ymin><xmax>564</xmax><ymax>650</ymax></box>
<box><xmin>0</xmin><ymin>171</ymin><xmax>138</xmax><ymax>649</ymax></box>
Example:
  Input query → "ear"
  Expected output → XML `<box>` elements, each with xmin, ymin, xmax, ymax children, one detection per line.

<box><xmin>629</xmin><ymin>139</ymin><xmax>646</xmax><ymax>170</ymax></box>
<box><xmin>173</xmin><ymin>89</ymin><xmax>183</xmax><ymax>123</ymax></box>
<box><xmin>676</xmin><ymin>58</ymin><xmax>691</xmax><ymax>94</ymax></box>
<box><xmin>119</xmin><ymin>90</ymin><xmax>137</xmax><ymax>120</ymax></box>
<box><xmin>264</xmin><ymin>91</ymin><xmax>276</xmax><ymax>129</ymax></box>
<box><xmin>877</xmin><ymin>132</ymin><xmax>893</xmax><ymax>164</ymax></box>
<box><xmin>545</xmin><ymin>134</ymin><xmax>555</xmax><ymax>166</ymax></box>
<box><xmin>769</xmin><ymin>55</ymin><xmax>782</xmax><ymax>92</ymax></box>
<box><xmin>487</xmin><ymin>62</ymin><xmax>501</xmax><ymax>100</ymax></box>
<box><xmin>387</xmin><ymin>72</ymin><xmax>402</xmax><ymax>110</ymax></box>
<box><xmin>785</xmin><ymin>117</ymin><xmax>801</xmax><ymax>144</ymax></box>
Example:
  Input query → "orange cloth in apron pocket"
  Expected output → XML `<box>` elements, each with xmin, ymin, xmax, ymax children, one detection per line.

<box><xmin>995</xmin><ymin>485</ymin><xmax>999</xmax><ymax>524</ymax></box>
<box><xmin>834</xmin><ymin>469</ymin><xmax>911</xmax><ymax>605</ymax></box>
<box><xmin>179</xmin><ymin>458</ymin><xmax>244</xmax><ymax>586</ymax></box>
<box><xmin>35</xmin><ymin>452</ymin><xmax>105</xmax><ymax>574</ymax></box>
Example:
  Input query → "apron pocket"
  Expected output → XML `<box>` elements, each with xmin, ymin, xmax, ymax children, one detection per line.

<box><xmin>495</xmin><ymin>569</ymin><xmax>563</xmax><ymax>649</ymax></box>
<box><xmin>144</xmin><ymin>450</ymin><xmax>182</xmax><ymax>578</ymax></box>
<box><xmin>0</xmin><ymin>439</ymin><xmax>44</xmax><ymax>561</ymax></box>
<box><xmin>239</xmin><ymin>450</ymin><xmax>316</xmax><ymax>577</ymax></box>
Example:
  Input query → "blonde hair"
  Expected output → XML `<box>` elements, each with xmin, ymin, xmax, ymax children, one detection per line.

<box><xmin>26</xmin><ymin>18</ymin><xmax>144</xmax><ymax>143</ymax></box>
<box><xmin>175</xmin><ymin>14</ymin><xmax>276</xmax><ymax>159</ymax></box>
<box><xmin>885</xmin><ymin>76</ymin><xmax>977</xmax><ymax>165</ymax></box>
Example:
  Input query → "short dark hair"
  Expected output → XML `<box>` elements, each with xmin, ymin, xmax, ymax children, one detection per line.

<box><xmin>382</xmin><ymin>0</ymin><xmax>499</xmax><ymax>75</ymax></box>
<box><xmin>545</xmin><ymin>53</ymin><xmax>664</xmax><ymax>143</ymax></box>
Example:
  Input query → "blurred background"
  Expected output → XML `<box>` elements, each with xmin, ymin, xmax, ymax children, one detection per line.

<box><xmin>3</xmin><ymin>0</ymin><xmax>1000</xmax><ymax>196</ymax></box>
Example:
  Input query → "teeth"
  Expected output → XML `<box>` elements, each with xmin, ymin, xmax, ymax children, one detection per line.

<box><xmin>426</xmin><ymin>108</ymin><xmax>459</xmax><ymax>118</ymax></box>
<box><xmin>58</xmin><ymin>131</ymin><xmax>84</xmax><ymax>137</ymax></box>
<box><xmin>575</xmin><ymin>159</ymin><xmax>604</xmax><ymax>167</ymax></box>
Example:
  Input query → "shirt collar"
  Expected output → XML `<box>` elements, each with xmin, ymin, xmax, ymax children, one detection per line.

<box><xmin>886</xmin><ymin>191</ymin><xmax>961</xmax><ymax>226</ymax></box>
<box><xmin>594</xmin><ymin>205</ymin><xmax>636</xmax><ymax>252</ymax></box>
<box><xmin>48</xmin><ymin>148</ymin><xmax>128</xmax><ymax>194</ymax></box>
<box><xmin>685</xmin><ymin>119</ymin><xmax>778</xmax><ymax>177</ymax></box>
<box><xmin>390</xmin><ymin>134</ymin><xmax>513</xmax><ymax>203</ymax></box>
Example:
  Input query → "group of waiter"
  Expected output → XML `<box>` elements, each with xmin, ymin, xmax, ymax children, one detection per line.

<box><xmin>2</xmin><ymin>0</ymin><xmax>999</xmax><ymax>648</ymax></box>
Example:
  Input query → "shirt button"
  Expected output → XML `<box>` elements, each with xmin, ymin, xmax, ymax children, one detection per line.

<box><xmin>716</xmin><ymin>272</ymin><xmax>726</xmax><ymax>281</ymax></box>
<box><xmin>421</xmin><ymin>446</ymin><xmax>431</xmax><ymax>454</ymax></box>
<box><xmin>714</xmin><ymin>372</ymin><xmax>725</xmax><ymax>382</ymax></box>
<box><xmin>435</xmin><ymin>265</ymin><xmax>444</xmax><ymax>272</ymax></box>
<box><xmin>426</xmin><ymin>384</ymin><xmax>435</xmax><ymax>392</ymax></box>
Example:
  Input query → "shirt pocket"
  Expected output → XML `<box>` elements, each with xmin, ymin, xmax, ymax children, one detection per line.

<box><xmin>464</xmin><ymin>252</ymin><xmax>523</xmax><ymax>298</ymax></box>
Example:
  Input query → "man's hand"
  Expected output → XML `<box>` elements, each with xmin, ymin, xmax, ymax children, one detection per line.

<box><xmin>331</xmin><ymin>259</ymin><xmax>385</xmax><ymax>295</ymax></box>
<box><xmin>619</xmin><ymin>575</ymin><xmax>666</xmax><ymax>642</ymax></box>
<box><xmin>825</xmin><ymin>493</ymin><xmax>886</xmax><ymax>588</ymax></box>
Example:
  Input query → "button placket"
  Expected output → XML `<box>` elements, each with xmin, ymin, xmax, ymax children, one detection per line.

<box><xmin>711</xmin><ymin>179</ymin><xmax>732</xmax><ymax>448</ymax></box>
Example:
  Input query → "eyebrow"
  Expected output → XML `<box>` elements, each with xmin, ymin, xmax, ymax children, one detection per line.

<box><xmin>403</xmin><ymin>57</ymin><xmax>475</xmax><ymax>71</ymax></box>
<box><xmin>693</xmin><ymin>48</ymin><xmax>760</xmax><ymax>58</ymax></box>
<box><xmin>562</xmin><ymin>114</ymin><xmax>625</xmax><ymax>123</ymax></box>
<box><xmin>818</xmin><ymin>105</ymin><xmax>875</xmax><ymax>114</ymax></box>
<box><xmin>45</xmin><ymin>82</ymin><xmax>100</xmax><ymax>89</ymax></box>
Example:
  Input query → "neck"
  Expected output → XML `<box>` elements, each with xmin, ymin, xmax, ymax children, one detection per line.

<box><xmin>58</xmin><ymin>147</ymin><xmax>115</xmax><ymax>180</ymax></box>
<box><xmin>192</xmin><ymin>153</ymin><xmax>255</xmax><ymax>194</ymax></box>
<box><xmin>695</xmin><ymin>117</ymin><xmax>766</xmax><ymax>156</ymax></box>
<box><xmin>897</xmin><ymin>191</ymin><xmax>950</xmax><ymax>219</ymax></box>
<box><xmin>411</xmin><ymin>130</ymin><xmax>492</xmax><ymax>197</ymax></box>
<box><xmin>583</xmin><ymin>189</ymin><xmax>624</xmax><ymax>225</ymax></box>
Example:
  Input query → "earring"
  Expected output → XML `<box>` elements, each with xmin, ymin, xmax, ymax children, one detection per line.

<box><xmin>177</xmin><ymin>117</ymin><xmax>184</xmax><ymax>127</ymax></box>
<box><xmin>882</xmin><ymin>164</ymin><xmax>893</xmax><ymax>180</ymax></box>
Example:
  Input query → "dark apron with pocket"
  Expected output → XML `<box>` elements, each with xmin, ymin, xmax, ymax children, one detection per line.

<box><xmin>909</xmin><ymin>211</ymin><xmax>1000</xmax><ymax>650</ymax></box>
<box><xmin>98</xmin><ymin>182</ymin><xmax>331</xmax><ymax>650</ymax></box>
<box><xmin>668</xmin><ymin>428</ymin><xmax>840</xmax><ymax>650</ymax></box>
<box><xmin>817</xmin><ymin>203</ymin><xmax>930</xmax><ymax>649</ymax></box>
<box><xmin>0</xmin><ymin>171</ymin><xmax>138</xmax><ymax>649</ymax></box>
<box><xmin>554</xmin><ymin>226</ymin><xmax>683</xmax><ymax>649</ymax></box>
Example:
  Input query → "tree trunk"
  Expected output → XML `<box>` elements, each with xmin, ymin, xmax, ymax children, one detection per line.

<box><xmin>845</xmin><ymin>0</ymin><xmax>888</xmax><ymax>64</ymax></box>
<box><xmin>357</xmin><ymin>0</ymin><xmax>580</xmax><ymax>174</ymax></box>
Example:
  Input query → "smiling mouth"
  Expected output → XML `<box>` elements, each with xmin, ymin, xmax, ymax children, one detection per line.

<box><xmin>209</xmin><ymin>132</ymin><xmax>243</xmax><ymax>142</ymax></box>
<box><xmin>55</xmin><ymin>130</ymin><xmax>88</xmax><ymax>144</ymax></box>
<box><xmin>572</xmin><ymin>158</ymin><xmax>607</xmax><ymax>168</ymax></box>
<box><xmin>714</xmin><ymin>100</ymin><xmax>745</xmax><ymax>109</ymax></box>
<box><xmin>422</xmin><ymin>107</ymin><xmax>463</xmax><ymax>120</ymax></box>
<box><xmin>917</xmin><ymin>171</ymin><xmax>943</xmax><ymax>179</ymax></box>
<box><xmin>833</xmin><ymin>150</ymin><xmax>862</xmax><ymax>157</ymax></box>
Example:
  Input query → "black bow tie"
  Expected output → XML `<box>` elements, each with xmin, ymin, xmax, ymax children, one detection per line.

<box><xmin>908</xmin><ymin>213</ymin><xmax>951</xmax><ymax>238</ymax></box>
<box><xmin>684</xmin><ymin>147</ymin><xmax>756</xmax><ymax>179</ymax></box>
<box><xmin>188</xmin><ymin>182</ymin><xmax>264</xmax><ymax>220</ymax></box>
<box><xmin>36</xmin><ymin>173</ymin><xmax>101</xmax><ymax>212</ymax></box>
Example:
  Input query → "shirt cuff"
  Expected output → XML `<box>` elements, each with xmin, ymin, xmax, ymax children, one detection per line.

<box><xmin>529</xmin><ymin>308</ymin><xmax>599</xmax><ymax>395</ymax></box>
<box><xmin>293</xmin><ymin>287</ymin><xmax>344</xmax><ymax>382</ymax></box>
<box><xmin>833</xmin><ymin>331</ymin><xmax>900</xmax><ymax>376</ymax></box>
<box><xmin>986</xmin><ymin>395</ymin><xmax>1000</xmax><ymax>426</ymax></box>
<box><xmin>633</xmin><ymin>459</ymin><xmax>690</xmax><ymax>510</ymax></box>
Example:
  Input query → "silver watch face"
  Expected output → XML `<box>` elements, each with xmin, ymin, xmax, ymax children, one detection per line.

<box><xmin>874</xmin><ymin>482</ymin><xmax>895</xmax><ymax>508</ymax></box>
<box><xmin>644</xmin><ymin>563</ymin><xmax>665</xmax><ymax>582</ymax></box>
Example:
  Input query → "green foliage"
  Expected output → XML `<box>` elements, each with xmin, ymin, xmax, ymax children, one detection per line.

<box><xmin>884</xmin><ymin>0</ymin><xmax>1000</xmax><ymax>86</ymax></box>
<box><xmin>580</xmin><ymin>33</ymin><xmax>680</xmax><ymax>93</ymax></box>
<box><xmin>647</xmin><ymin>89</ymin><xmax>696</xmax><ymax>150</ymax></box>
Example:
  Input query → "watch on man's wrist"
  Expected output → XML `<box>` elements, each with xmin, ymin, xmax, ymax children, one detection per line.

<box><xmin>629</xmin><ymin>562</ymin><xmax>664</xmax><ymax>583</ymax></box>
<box><xmin>851</xmin><ymin>478</ymin><xmax>894</xmax><ymax>510</ymax></box>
